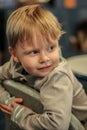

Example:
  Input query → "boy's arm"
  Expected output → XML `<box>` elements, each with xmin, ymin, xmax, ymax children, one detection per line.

<box><xmin>10</xmin><ymin>72</ymin><xmax>73</xmax><ymax>130</ymax></box>
<box><xmin>0</xmin><ymin>58</ymin><xmax>15</xmax><ymax>105</ymax></box>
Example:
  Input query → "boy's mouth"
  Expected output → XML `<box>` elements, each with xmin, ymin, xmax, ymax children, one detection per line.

<box><xmin>38</xmin><ymin>65</ymin><xmax>52</xmax><ymax>72</ymax></box>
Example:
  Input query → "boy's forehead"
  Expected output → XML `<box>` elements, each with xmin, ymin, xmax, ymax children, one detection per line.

<box><xmin>22</xmin><ymin>31</ymin><xmax>58</xmax><ymax>48</ymax></box>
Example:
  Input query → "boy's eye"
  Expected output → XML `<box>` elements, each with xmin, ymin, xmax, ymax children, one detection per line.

<box><xmin>24</xmin><ymin>50</ymin><xmax>39</xmax><ymax>55</ymax></box>
<box><xmin>48</xmin><ymin>45</ymin><xmax>55</xmax><ymax>52</ymax></box>
<box><xmin>29</xmin><ymin>50</ymin><xmax>38</xmax><ymax>55</ymax></box>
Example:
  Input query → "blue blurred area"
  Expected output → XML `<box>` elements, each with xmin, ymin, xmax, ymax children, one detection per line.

<box><xmin>0</xmin><ymin>111</ymin><xmax>5</xmax><ymax>130</ymax></box>
<box><xmin>45</xmin><ymin>3</ymin><xmax>87</xmax><ymax>58</ymax></box>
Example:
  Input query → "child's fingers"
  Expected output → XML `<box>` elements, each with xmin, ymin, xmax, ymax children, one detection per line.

<box><xmin>11</xmin><ymin>98</ymin><xmax>23</xmax><ymax>106</ymax></box>
<box><xmin>0</xmin><ymin>107</ymin><xmax>11</xmax><ymax>115</ymax></box>
<box><xmin>0</xmin><ymin>104</ymin><xmax>12</xmax><ymax>111</ymax></box>
<box><xmin>14</xmin><ymin>98</ymin><xmax>23</xmax><ymax>103</ymax></box>
<box><xmin>0</xmin><ymin>104</ymin><xmax>12</xmax><ymax>115</ymax></box>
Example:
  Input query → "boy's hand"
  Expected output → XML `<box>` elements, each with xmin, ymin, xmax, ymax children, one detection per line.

<box><xmin>11</xmin><ymin>99</ymin><xmax>32</xmax><ymax>111</ymax></box>
<box><xmin>0</xmin><ymin>103</ymin><xmax>12</xmax><ymax>115</ymax></box>
<box><xmin>11</xmin><ymin>98</ymin><xmax>23</xmax><ymax>106</ymax></box>
<box><xmin>0</xmin><ymin>98</ymin><xmax>23</xmax><ymax>115</ymax></box>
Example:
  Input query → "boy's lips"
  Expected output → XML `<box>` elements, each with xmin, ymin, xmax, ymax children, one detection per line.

<box><xmin>38</xmin><ymin>65</ymin><xmax>52</xmax><ymax>72</ymax></box>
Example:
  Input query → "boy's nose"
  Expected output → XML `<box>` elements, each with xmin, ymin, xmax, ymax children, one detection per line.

<box><xmin>39</xmin><ymin>52</ymin><xmax>50</xmax><ymax>63</ymax></box>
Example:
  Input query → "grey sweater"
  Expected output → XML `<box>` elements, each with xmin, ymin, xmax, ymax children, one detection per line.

<box><xmin>0</xmin><ymin>57</ymin><xmax>87</xmax><ymax>130</ymax></box>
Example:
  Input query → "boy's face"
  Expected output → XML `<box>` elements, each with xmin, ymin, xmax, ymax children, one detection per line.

<box><xmin>9</xmin><ymin>34</ymin><xmax>60</xmax><ymax>77</ymax></box>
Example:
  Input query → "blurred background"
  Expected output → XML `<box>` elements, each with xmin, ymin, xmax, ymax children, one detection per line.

<box><xmin>0</xmin><ymin>0</ymin><xmax>87</xmax><ymax>129</ymax></box>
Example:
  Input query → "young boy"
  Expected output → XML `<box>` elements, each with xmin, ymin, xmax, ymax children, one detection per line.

<box><xmin>0</xmin><ymin>4</ymin><xmax>87</xmax><ymax>130</ymax></box>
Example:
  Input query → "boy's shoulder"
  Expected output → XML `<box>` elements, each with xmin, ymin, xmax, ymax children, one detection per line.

<box><xmin>48</xmin><ymin>56</ymin><xmax>75</xmax><ymax>81</ymax></box>
<box><xmin>0</xmin><ymin>57</ymin><xmax>23</xmax><ymax>80</ymax></box>
<box><xmin>52</xmin><ymin>57</ymin><xmax>68</xmax><ymax>74</ymax></box>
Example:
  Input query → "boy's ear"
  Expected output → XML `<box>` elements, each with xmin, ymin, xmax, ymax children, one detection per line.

<box><xmin>8</xmin><ymin>47</ymin><xmax>20</xmax><ymax>63</ymax></box>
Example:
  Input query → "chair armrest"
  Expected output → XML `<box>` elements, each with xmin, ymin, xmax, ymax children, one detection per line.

<box><xmin>3</xmin><ymin>79</ymin><xmax>43</xmax><ymax>114</ymax></box>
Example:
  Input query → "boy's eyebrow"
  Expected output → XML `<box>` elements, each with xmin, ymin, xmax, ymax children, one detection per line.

<box><xmin>23</xmin><ymin>50</ymin><xmax>32</xmax><ymax>55</ymax></box>
<box><xmin>23</xmin><ymin>47</ymin><xmax>39</xmax><ymax>53</ymax></box>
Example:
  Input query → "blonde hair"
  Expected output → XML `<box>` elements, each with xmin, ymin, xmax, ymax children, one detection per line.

<box><xmin>6</xmin><ymin>4</ymin><xmax>64</xmax><ymax>48</ymax></box>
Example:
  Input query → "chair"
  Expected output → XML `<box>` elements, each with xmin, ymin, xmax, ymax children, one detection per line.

<box><xmin>3</xmin><ymin>80</ymin><xmax>85</xmax><ymax>130</ymax></box>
